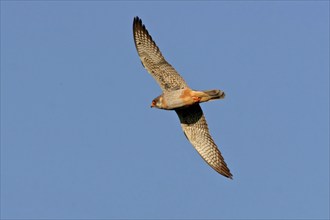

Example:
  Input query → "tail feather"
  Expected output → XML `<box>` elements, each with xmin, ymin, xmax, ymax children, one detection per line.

<box><xmin>197</xmin><ymin>89</ymin><xmax>225</xmax><ymax>102</ymax></box>
<box><xmin>203</xmin><ymin>89</ymin><xmax>225</xmax><ymax>99</ymax></box>
<box><xmin>192</xmin><ymin>89</ymin><xmax>225</xmax><ymax>103</ymax></box>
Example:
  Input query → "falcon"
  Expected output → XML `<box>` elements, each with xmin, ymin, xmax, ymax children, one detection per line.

<box><xmin>133</xmin><ymin>17</ymin><xmax>233</xmax><ymax>179</ymax></box>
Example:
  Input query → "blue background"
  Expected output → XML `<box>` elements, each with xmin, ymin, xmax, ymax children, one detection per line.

<box><xmin>1</xmin><ymin>1</ymin><xmax>329</xmax><ymax>219</ymax></box>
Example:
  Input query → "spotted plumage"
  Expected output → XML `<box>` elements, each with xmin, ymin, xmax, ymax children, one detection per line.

<box><xmin>133</xmin><ymin>16</ymin><xmax>232</xmax><ymax>179</ymax></box>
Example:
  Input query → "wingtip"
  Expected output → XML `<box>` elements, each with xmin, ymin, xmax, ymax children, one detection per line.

<box><xmin>216</xmin><ymin>164</ymin><xmax>233</xmax><ymax>179</ymax></box>
<box><xmin>224</xmin><ymin>169</ymin><xmax>233</xmax><ymax>180</ymax></box>
<box><xmin>133</xmin><ymin>16</ymin><xmax>142</xmax><ymax>27</ymax></box>
<box><xmin>221</xmin><ymin>170</ymin><xmax>233</xmax><ymax>179</ymax></box>
<box><xmin>212</xmin><ymin>165</ymin><xmax>233</xmax><ymax>179</ymax></box>
<box><xmin>132</xmin><ymin>16</ymin><xmax>154</xmax><ymax>49</ymax></box>
<box><xmin>133</xmin><ymin>16</ymin><xmax>146</xmax><ymax>34</ymax></box>
<box><xmin>133</xmin><ymin>16</ymin><xmax>139</xmax><ymax>22</ymax></box>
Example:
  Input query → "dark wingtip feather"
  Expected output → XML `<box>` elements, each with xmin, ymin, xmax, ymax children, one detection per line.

<box><xmin>133</xmin><ymin>16</ymin><xmax>147</xmax><ymax>33</ymax></box>
<box><xmin>132</xmin><ymin>16</ymin><xmax>159</xmax><ymax>54</ymax></box>
<box><xmin>221</xmin><ymin>162</ymin><xmax>233</xmax><ymax>179</ymax></box>
<box><xmin>133</xmin><ymin>16</ymin><xmax>150</xmax><ymax>37</ymax></box>
<box><xmin>133</xmin><ymin>16</ymin><xmax>142</xmax><ymax>31</ymax></box>
<box><xmin>218</xmin><ymin>166</ymin><xmax>233</xmax><ymax>179</ymax></box>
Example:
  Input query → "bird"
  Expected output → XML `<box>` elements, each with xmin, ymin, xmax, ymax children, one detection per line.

<box><xmin>133</xmin><ymin>16</ymin><xmax>233</xmax><ymax>179</ymax></box>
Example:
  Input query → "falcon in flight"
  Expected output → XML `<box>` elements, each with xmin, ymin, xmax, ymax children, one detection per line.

<box><xmin>133</xmin><ymin>17</ymin><xmax>233</xmax><ymax>179</ymax></box>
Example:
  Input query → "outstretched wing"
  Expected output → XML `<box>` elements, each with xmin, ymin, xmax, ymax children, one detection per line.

<box><xmin>133</xmin><ymin>16</ymin><xmax>188</xmax><ymax>92</ymax></box>
<box><xmin>175</xmin><ymin>104</ymin><xmax>233</xmax><ymax>178</ymax></box>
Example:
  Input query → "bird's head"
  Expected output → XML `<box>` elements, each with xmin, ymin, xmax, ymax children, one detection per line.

<box><xmin>151</xmin><ymin>96</ymin><xmax>163</xmax><ymax>109</ymax></box>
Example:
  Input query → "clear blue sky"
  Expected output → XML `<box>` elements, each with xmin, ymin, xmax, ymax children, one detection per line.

<box><xmin>1</xmin><ymin>1</ymin><xmax>329</xmax><ymax>219</ymax></box>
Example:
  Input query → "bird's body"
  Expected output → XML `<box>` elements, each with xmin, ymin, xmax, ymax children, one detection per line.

<box><xmin>152</xmin><ymin>88</ymin><xmax>225</xmax><ymax>110</ymax></box>
<box><xmin>133</xmin><ymin>17</ymin><xmax>233</xmax><ymax>179</ymax></box>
